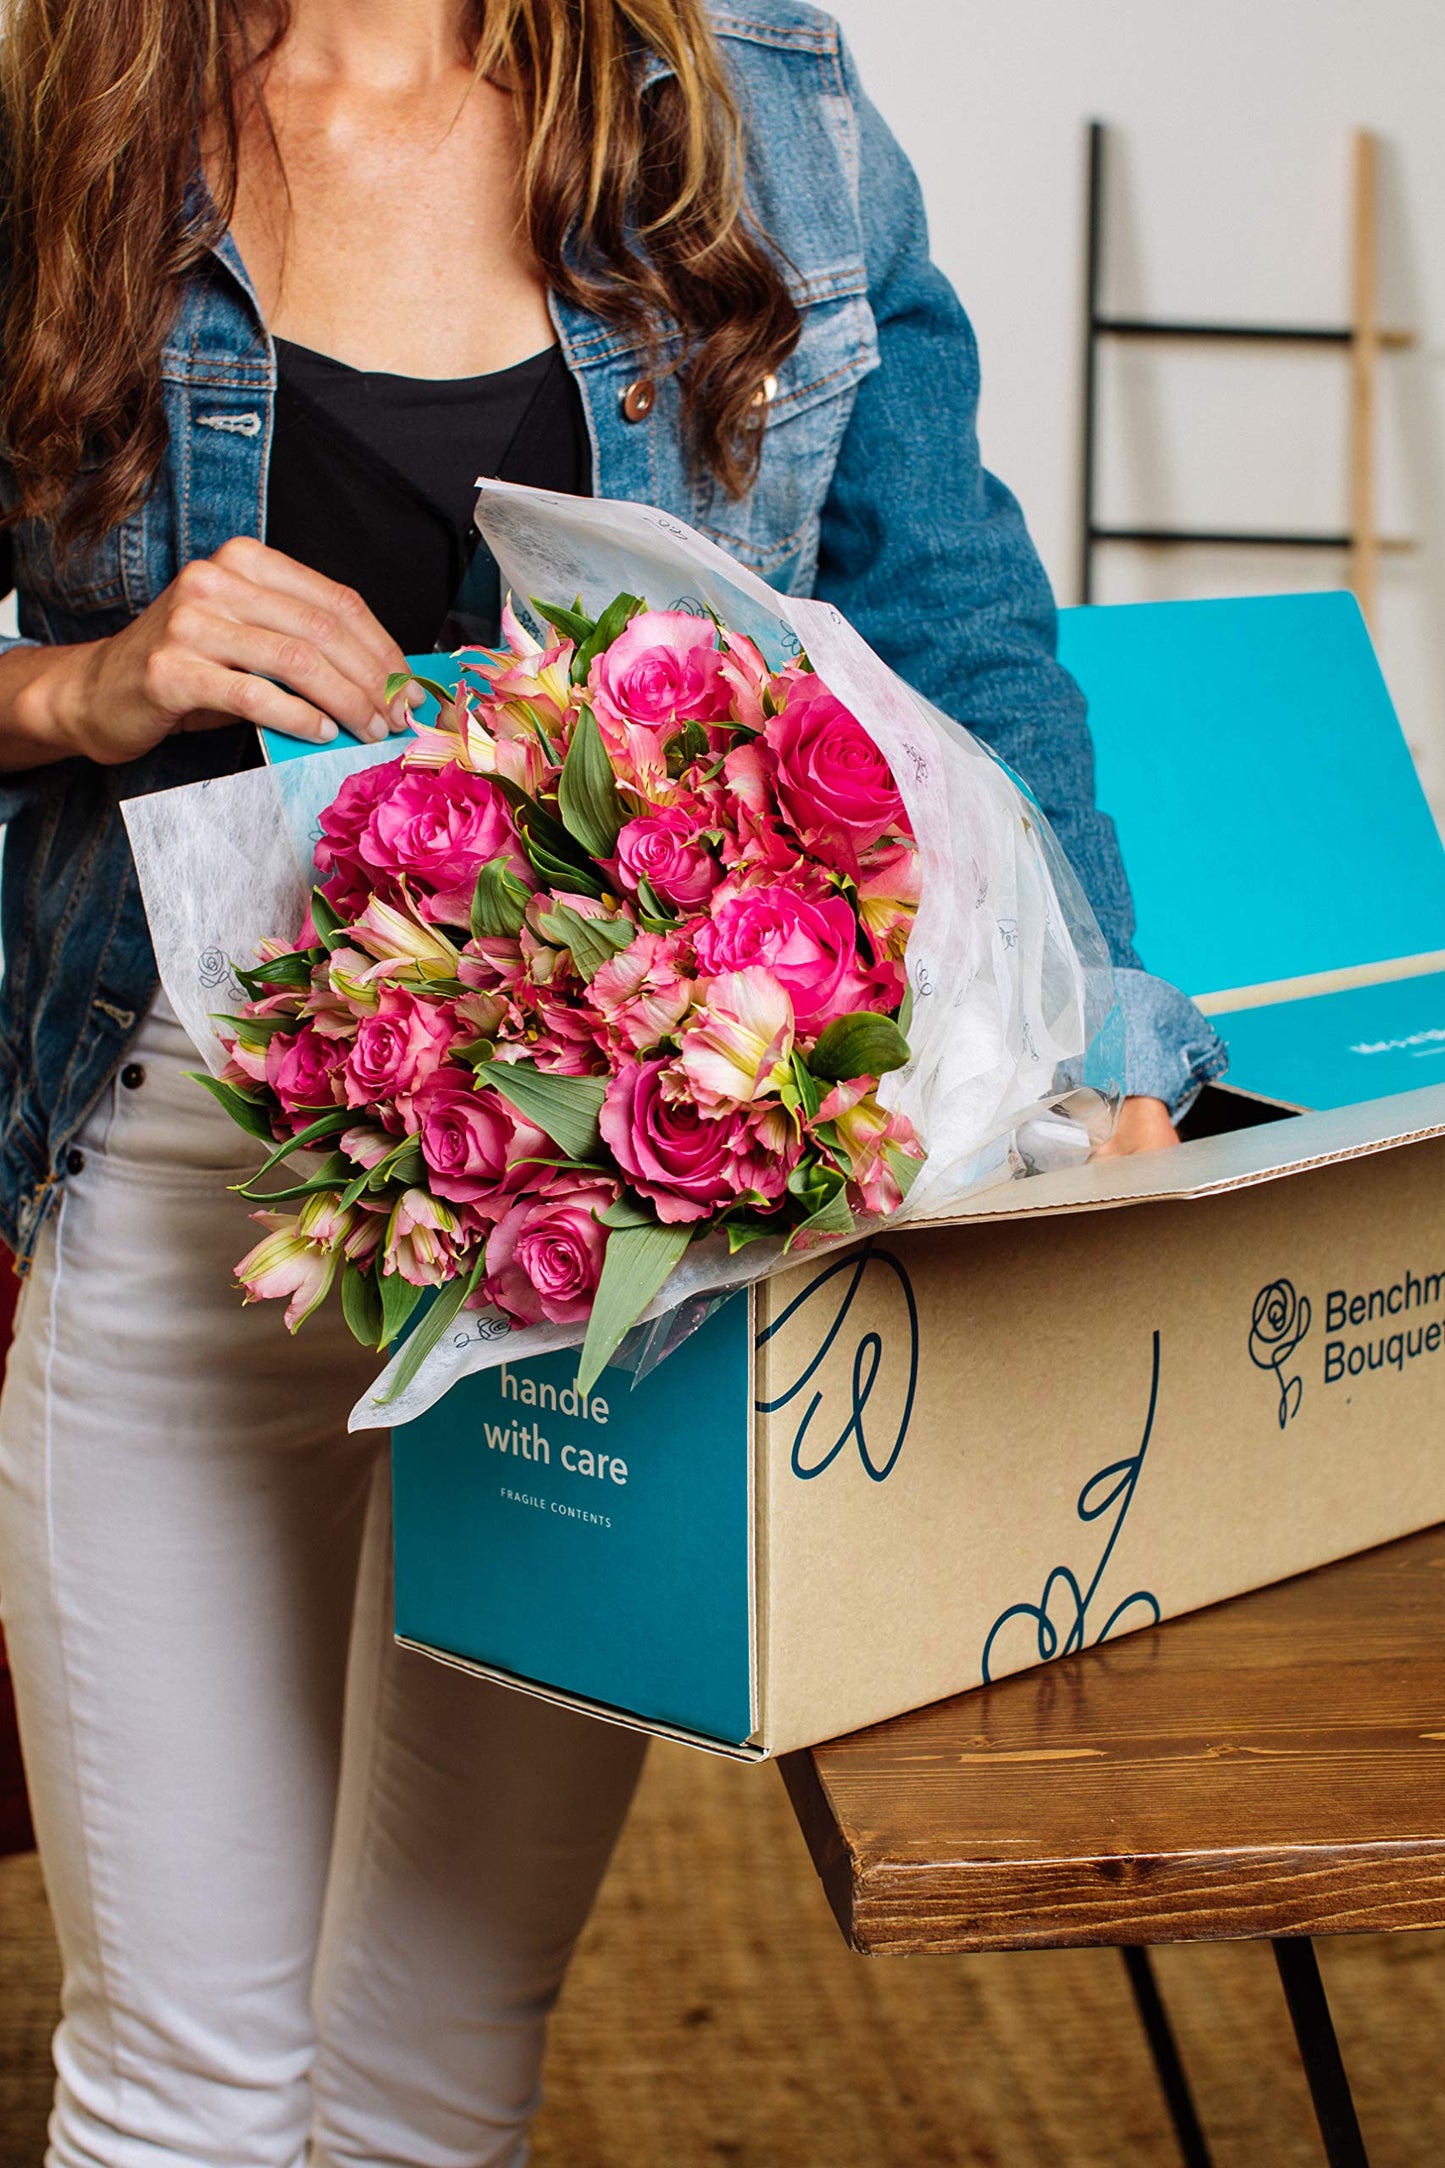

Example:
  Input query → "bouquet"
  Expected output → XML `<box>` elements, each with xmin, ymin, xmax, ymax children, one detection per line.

<box><xmin>123</xmin><ymin>480</ymin><xmax>1120</xmax><ymax>1427</ymax></box>
<box><xmin>210</xmin><ymin>595</ymin><xmax>927</xmax><ymax>1398</ymax></box>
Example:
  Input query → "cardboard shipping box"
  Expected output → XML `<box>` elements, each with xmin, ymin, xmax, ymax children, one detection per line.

<box><xmin>393</xmin><ymin>592</ymin><xmax>1445</xmax><ymax>1758</ymax></box>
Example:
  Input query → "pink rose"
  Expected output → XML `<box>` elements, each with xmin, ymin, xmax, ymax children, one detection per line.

<box><xmin>764</xmin><ymin>676</ymin><xmax>907</xmax><ymax>863</ymax></box>
<box><xmin>265</xmin><ymin>1024</ymin><xmax>347</xmax><ymax>1128</ymax></box>
<box><xmin>415</xmin><ymin>1075</ymin><xmax>548</xmax><ymax>1210</ymax></box>
<box><xmin>588</xmin><ymin>611</ymin><xmax>733</xmax><ymax>732</ymax></box>
<box><xmin>600</xmin><ymin>1058</ymin><xmax>751</xmax><ymax>1224</ymax></box>
<box><xmin>315</xmin><ymin>758</ymin><xmax>408</xmax><ymax>914</ymax></box>
<box><xmin>341</xmin><ymin>989</ymin><xmax>461</xmax><ymax>1109</ymax></box>
<box><xmin>485</xmin><ymin>1175</ymin><xmax>617</xmax><ymax>1326</ymax></box>
<box><xmin>693</xmin><ymin>885</ymin><xmax>876</xmax><ymax>1035</ymax></box>
<box><xmin>613</xmin><ymin>809</ymin><xmax>722</xmax><ymax>912</ymax></box>
<box><xmin>358</xmin><ymin>765</ymin><xmax>528</xmax><ymax>924</ymax></box>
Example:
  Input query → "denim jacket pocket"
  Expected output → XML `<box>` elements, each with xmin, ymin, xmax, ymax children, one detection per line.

<box><xmin>690</xmin><ymin>268</ymin><xmax>879</xmax><ymax>582</ymax></box>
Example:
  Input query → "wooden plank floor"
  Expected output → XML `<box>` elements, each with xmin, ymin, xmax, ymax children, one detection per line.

<box><xmin>5</xmin><ymin>1740</ymin><xmax>1445</xmax><ymax>2165</ymax></box>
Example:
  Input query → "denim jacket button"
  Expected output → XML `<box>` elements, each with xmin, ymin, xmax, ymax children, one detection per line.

<box><xmin>620</xmin><ymin>378</ymin><xmax>656</xmax><ymax>423</ymax></box>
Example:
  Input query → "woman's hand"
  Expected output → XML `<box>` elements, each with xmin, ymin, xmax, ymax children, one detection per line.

<box><xmin>6</xmin><ymin>539</ymin><xmax>414</xmax><ymax>769</ymax></box>
<box><xmin>1095</xmin><ymin>1096</ymin><xmax>1180</xmax><ymax>1158</ymax></box>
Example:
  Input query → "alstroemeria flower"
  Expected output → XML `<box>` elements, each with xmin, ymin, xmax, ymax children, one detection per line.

<box><xmin>678</xmin><ymin>968</ymin><xmax>794</xmax><ymax>1107</ymax></box>
<box><xmin>235</xmin><ymin>1212</ymin><xmax>336</xmax><ymax>1332</ymax></box>
<box><xmin>349</xmin><ymin>897</ymin><xmax>462</xmax><ymax>982</ymax></box>
<box><xmin>817</xmin><ymin>1079</ymin><xmax>924</xmax><ymax>1216</ymax></box>
<box><xmin>385</xmin><ymin>1189</ymin><xmax>462</xmax><ymax>1287</ymax></box>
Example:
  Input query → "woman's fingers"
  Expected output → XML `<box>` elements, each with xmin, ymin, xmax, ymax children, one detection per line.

<box><xmin>144</xmin><ymin>645</ymin><xmax>343</xmax><ymax>744</ymax></box>
<box><xmin>161</xmin><ymin>601</ymin><xmax>395</xmax><ymax>742</ymax></box>
<box><xmin>212</xmin><ymin>539</ymin><xmax>411</xmax><ymax>669</ymax></box>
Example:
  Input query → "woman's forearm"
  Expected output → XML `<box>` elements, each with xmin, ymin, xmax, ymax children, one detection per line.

<box><xmin>0</xmin><ymin>640</ymin><xmax>97</xmax><ymax>771</ymax></box>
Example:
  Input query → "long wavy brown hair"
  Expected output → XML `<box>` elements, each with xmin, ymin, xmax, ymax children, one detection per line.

<box><xmin>0</xmin><ymin>0</ymin><xmax>801</xmax><ymax>553</ymax></box>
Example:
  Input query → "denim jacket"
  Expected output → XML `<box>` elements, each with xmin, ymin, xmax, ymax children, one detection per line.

<box><xmin>0</xmin><ymin>0</ymin><xmax>1224</xmax><ymax>1261</ymax></box>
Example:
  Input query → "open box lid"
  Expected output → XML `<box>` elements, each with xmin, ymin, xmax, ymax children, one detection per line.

<box><xmin>1058</xmin><ymin>591</ymin><xmax>1445</xmax><ymax>1111</ymax></box>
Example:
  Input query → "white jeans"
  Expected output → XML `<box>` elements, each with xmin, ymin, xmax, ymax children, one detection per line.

<box><xmin>0</xmin><ymin>997</ymin><xmax>647</xmax><ymax>2168</ymax></box>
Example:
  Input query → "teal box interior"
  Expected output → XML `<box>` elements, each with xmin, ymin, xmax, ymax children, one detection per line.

<box><xmin>1058</xmin><ymin>590</ymin><xmax>1445</xmax><ymax>1110</ymax></box>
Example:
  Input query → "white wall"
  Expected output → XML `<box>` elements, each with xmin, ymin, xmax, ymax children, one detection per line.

<box><xmin>829</xmin><ymin>0</ymin><xmax>1445</xmax><ymax>807</ymax></box>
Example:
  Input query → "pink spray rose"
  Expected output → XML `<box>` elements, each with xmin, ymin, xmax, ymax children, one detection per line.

<box><xmin>341</xmin><ymin>989</ymin><xmax>462</xmax><ymax>1110</ymax></box>
<box><xmin>314</xmin><ymin>758</ymin><xmax>408</xmax><ymax>913</ymax></box>
<box><xmin>764</xmin><ymin>676</ymin><xmax>907</xmax><ymax>863</ymax></box>
<box><xmin>693</xmin><ymin>885</ymin><xmax>878</xmax><ymax>1035</ymax></box>
<box><xmin>265</xmin><ymin>1024</ymin><xmax>347</xmax><ymax>1125</ymax></box>
<box><xmin>358</xmin><ymin>765</ymin><xmax>528</xmax><ymax>923</ymax></box>
<box><xmin>485</xmin><ymin>1175</ymin><xmax>617</xmax><ymax>1326</ymax></box>
<box><xmin>588</xmin><ymin>611</ymin><xmax>733</xmax><ymax>733</ymax></box>
<box><xmin>415</xmin><ymin>1075</ymin><xmax>548</xmax><ymax>1210</ymax></box>
<box><xmin>600</xmin><ymin>1058</ymin><xmax>753</xmax><ymax>1224</ymax></box>
<box><xmin>613</xmin><ymin>808</ymin><xmax>721</xmax><ymax>912</ymax></box>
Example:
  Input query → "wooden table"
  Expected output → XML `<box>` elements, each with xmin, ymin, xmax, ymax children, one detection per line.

<box><xmin>781</xmin><ymin>1524</ymin><xmax>1445</xmax><ymax>2168</ymax></box>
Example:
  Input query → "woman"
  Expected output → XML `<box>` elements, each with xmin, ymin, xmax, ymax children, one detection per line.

<box><xmin>0</xmin><ymin>1</ymin><xmax>1224</xmax><ymax>2160</ymax></box>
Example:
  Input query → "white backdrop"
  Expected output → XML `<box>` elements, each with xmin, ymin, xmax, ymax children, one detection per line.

<box><xmin>829</xmin><ymin>0</ymin><xmax>1445</xmax><ymax>812</ymax></box>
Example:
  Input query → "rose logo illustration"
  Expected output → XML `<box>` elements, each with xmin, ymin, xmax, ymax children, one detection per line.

<box><xmin>1249</xmin><ymin>1279</ymin><xmax>1312</xmax><ymax>1428</ymax></box>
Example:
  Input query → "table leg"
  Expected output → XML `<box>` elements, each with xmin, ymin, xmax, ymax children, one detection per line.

<box><xmin>1272</xmin><ymin>1939</ymin><xmax>1371</xmax><ymax>2168</ymax></box>
<box><xmin>1120</xmin><ymin>1947</ymin><xmax>1215</xmax><ymax>2168</ymax></box>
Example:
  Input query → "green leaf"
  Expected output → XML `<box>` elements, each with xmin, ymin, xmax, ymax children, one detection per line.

<box><xmin>310</xmin><ymin>887</ymin><xmax>347</xmax><ymax>954</ymax></box>
<box><xmin>235</xmin><ymin>1150</ymin><xmax>352</xmax><ymax>1206</ymax></box>
<box><xmin>576</xmin><ymin>1220</ymin><xmax>695</xmax><ymax>1398</ymax></box>
<box><xmin>379</xmin><ymin>1270</ymin><xmax>427</xmax><ymax>1352</ymax></box>
<box><xmin>787</xmin><ymin>1051</ymin><xmax>823</xmax><ymax>1122</ymax></box>
<box><xmin>342</xmin><ymin>1262</ymin><xmax>386</xmax><ymax>1350</ymax></box>
<box><xmin>570</xmin><ymin>591</ymin><xmax>645</xmax><ymax>687</ymax></box>
<box><xmin>385</xmin><ymin>670</ymin><xmax>456</xmax><ymax>711</ymax></box>
<box><xmin>634</xmin><ymin>875</ymin><xmax>681</xmax><ymax>932</ymax></box>
<box><xmin>664</xmin><ymin>719</ymin><xmax>710</xmax><ymax>772</ymax></box>
<box><xmin>723</xmin><ymin>1212</ymin><xmax>784</xmax><ymax>1255</ymax></box>
<box><xmin>235</xmin><ymin>951</ymin><xmax>314</xmax><ymax>1000</ymax></box>
<box><xmin>898</xmin><ymin>982</ymin><xmax>915</xmax><ymax>1039</ymax></box>
<box><xmin>211</xmin><ymin>1010</ymin><xmax>307</xmax><ymax>1046</ymax></box>
<box><xmin>379</xmin><ymin>1257</ymin><xmax>486</xmax><ymax>1403</ymax></box>
<box><xmin>596</xmin><ymin>1194</ymin><xmax>658</xmax><ymax>1230</ymax></box>
<box><xmin>470</xmin><ymin>854</ymin><xmax>530</xmax><ymax>941</ymax></box>
<box><xmin>809</xmin><ymin>1012</ymin><xmax>912</xmax><ymax>1084</ymax></box>
<box><xmin>884</xmin><ymin>1142</ymin><xmax>922</xmax><ymax>1201</ymax></box>
<box><xmin>380</xmin><ymin>1138</ymin><xmax>426</xmax><ymax>1189</ymax></box>
<box><xmin>454</xmin><ymin>1035</ymin><xmax>498</xmax><ymax>1067</ymax></box>
<box><xmin>536</xmin><ymin>902</ymin><xmax>636</xmax><ymax>983</ymax></box>
<box><xmin>787</xmin><ymin>1185</ymin><xmax>857</xmax><ymax>1246</ymax></box>
<box><xmin>482</xmin><ymin>1061</ymin><xmax>608</xmax><ymax>1163</ymax></box>
<box><xmin>557</xmin><ymin>706</ymin><xmax>626</xmax><ymax>860</ymax></box>
<box><xmin>530</xmin><ymin>596</ymin><xmax>596</xmax><ymax>646</ymax></box>
<box><xmin>190</xmin><ymin>1071</ymin><xmax>276</xmax><ymax>1143</ymax></box>
<box><xmin>492</xmin><ymin>777</ymin><xmax>607</xmax><ymax>899</ymax></box>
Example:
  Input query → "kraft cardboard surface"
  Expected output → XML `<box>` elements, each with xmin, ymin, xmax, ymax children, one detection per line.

<box><xmin>753</xmin><ymin>1135</ymin><xmax>1445</xmax><ymax>1754</ymax></box>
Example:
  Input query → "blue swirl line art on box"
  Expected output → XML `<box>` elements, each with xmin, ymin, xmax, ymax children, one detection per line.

<box><xmin>755</xmin><ymin>1244</ymin><xmax>919</xmax><ymax>1485</ymax></box>
<box><xmin>1249</xmin><ymin>1278</ymin><xmax>1312</xmax><ymax>1428</ymax></box>
<box><xmin>980</xmin><ymin>1331</ymin><xmax>1163</xmax><ymax>1685</ymax></box>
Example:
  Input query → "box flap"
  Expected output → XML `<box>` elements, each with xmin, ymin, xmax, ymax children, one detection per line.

<box><xmin>1058</xmin><ymin>593</ymin><xmax>1445</xmax><ymax>1005</ymax></box>
<box><xmin>910</xmin><ymin>1079</ymin><xmax>1445</xmax><ymax>1225</ymax></box>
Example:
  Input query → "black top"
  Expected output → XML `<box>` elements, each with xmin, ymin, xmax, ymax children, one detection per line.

<box><xmin>265</xmin><ymin>339</ymin><xmax>592</xmax><ymax>654</ymax></box>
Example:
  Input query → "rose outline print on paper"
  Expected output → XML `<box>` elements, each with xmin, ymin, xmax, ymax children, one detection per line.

<box><xmin>1249</xmin><ymin>1279</ymin><xmax>1312</xmax><ymax>1428</ymax></box>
